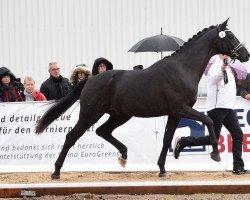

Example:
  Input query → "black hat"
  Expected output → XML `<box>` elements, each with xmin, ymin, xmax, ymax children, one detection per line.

<box><xmin>92</xmin><ymin>57</ymin><xmax>113</xmax><ymax>76</ymax></box>
<box><xmin>0</xmin><ymin>67</ymin><xmax>17</xmax><ymax>80</ymax></box>
<box><xmin>133</xmin><ymin>65</ymin><xmax>143</xmax><ymax>70</ymax></box>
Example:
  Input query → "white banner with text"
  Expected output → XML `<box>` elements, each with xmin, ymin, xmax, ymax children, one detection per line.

<box><xmin>0</xmin><ymin>98</ymin><xmax>249</xmax><ymax>172</ymax></box>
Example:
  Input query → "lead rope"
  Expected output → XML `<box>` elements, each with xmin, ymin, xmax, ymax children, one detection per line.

<box><xmin>222</xmin><ymin>57</ymin><xmax>237</xmax><ymax>85</ymax></box>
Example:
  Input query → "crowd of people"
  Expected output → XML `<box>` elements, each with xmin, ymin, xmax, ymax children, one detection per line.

<box><xmin>0</xmin><ymin>57</ymin><xmax>113</xmax><ymax>102</ymax></box>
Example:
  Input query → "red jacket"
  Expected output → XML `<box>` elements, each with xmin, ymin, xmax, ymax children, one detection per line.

<box><xmin>33</xmin><ymin>90</ymin><xmax>47</xmax><ymax>101</ymax></box>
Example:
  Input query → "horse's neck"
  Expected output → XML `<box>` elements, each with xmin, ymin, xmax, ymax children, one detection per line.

<box><xmin>176</xmin><ymin>36</ymin><xmax>216</xmax><ymax>82</ymax></box>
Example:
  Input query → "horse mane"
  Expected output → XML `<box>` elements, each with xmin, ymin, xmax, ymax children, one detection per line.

<box><xmin>164</xmin><ymin>25</ymin><xmax>216</xmax><ymax>59</ymax></box>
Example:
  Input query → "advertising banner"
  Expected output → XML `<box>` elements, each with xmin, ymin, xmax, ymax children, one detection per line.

<box><xmin>0</xmin><ymin>98</ymin><xmax>249</xmax><ymax>172</ymax></box>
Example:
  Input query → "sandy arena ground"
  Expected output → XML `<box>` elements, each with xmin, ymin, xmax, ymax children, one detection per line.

<box><xmin>1</xmin><ymin>171</ymin><xmax>250</xmax><ymax>199</ymax></box>
<box><xmin>0</xmin><ymin>171</ymin><xmax>250</xmax><ymax>184</ymax></box>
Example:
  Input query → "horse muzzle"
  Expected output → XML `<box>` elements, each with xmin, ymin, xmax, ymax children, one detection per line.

<box><xmin>238</xmin><ymin>54</ymin><xmax>250</xmax><ymax>62</ymax></box>
<box><xmin>231</xmin><ymin>50</ymin><xmax>250</xmax><ymax>62</ymax></box>
<box><xmin>230</xmin><ymin>42</ymin><xmax>250</xmax><ymax>62</ymax></box>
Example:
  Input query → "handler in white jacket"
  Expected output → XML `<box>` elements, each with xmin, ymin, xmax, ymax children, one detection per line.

<box><xmin>206</xmin><ymin>55</ymin><xmax>236</xmax><ymax>111</ymax></box>
<box><xmin>173</xmin><ymin>54</ymin><xmax>246</xmax><ymax>175</ymax></box>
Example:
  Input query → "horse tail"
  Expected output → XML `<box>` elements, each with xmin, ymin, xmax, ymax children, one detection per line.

<box><xmin>35</xmin><ymin>78</ymin><xmax>88</xmax><ymax>134</ymax></box>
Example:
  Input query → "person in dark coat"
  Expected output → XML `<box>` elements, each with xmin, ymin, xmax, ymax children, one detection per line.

<box><xmin>239</xmin><ymin>73</ymin><xmax>250</xmax><ymax>100</ymax></box>
<box><xmin>92</xmin><ymin>57</ymin><xmax>113</xmax><ymax>76</ymax></box>
<box><xmin>40</xmin><ymin>62</ymin><xmax>71</xmax><ymax>100</ymax></box>
<box><xmin>0</xmin><ymin>67</ymin><xmax>24</xmax><ymax>102</ymax></box>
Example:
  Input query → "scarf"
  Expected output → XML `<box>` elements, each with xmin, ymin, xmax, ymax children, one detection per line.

<box><xmin>2</xmin><ymin>83</ymin><xmax>18</xmax><ymax>102</ymax></box>
<box><xmin>24</xmin><ymin>90</ymin><xmax>34</xmax><ymax>101</ymax></box>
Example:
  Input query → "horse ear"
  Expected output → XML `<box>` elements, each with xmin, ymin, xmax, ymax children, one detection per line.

<box><xmin>220</xmin><ymin>18</ymin><xmax>230</xmax><ymax>30</ymax></box>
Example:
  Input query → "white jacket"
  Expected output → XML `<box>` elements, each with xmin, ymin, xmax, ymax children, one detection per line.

<box><xmin>206</xmin><ymin>56</ymin><xmax>236</xmax><ymax>111</ymax></box>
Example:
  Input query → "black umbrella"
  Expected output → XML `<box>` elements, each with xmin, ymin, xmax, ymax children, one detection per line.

<box><xmin>128</xmin><ymin>28</ymin><xmax>185</xmax><ymax>58</ymax></box>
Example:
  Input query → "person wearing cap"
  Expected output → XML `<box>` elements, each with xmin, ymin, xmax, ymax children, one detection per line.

<box><xmin>0</xmin><ymin>67</ymin><xmax>24</xmax><ymax>102</ymax></box>
<box><xmin>69</xmin><ymin>64</ymin><xmax>92</xmax><ymax>87</ymax></box>
<box><xmin>40</xmin><ymin>62</ymin><xmax>71</xmax><ymax>100</ymax></box>
<box><xmin>92</xmin><ymin>57</ymin><xmax>113</xmax><ymax>76</ymax></box>
<box><xmin>22</xmin><ymin>76</ymin><xmax>47</xmax><ymax>101</ymax></box>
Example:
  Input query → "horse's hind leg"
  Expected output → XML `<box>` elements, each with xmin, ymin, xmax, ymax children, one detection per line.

<box><xmin>96</xmin><ymin>114</ymin><xmax>131</xmax><ymax>167</ymax></box>
<box><xmin>158</xmin><ymin>115</ymin><xmax>180</xmax><ymax>177</ymax></box>
<box><xmin>52</xmin><ymin>112</ymin><xmax>103</xmax><ymax>179</ymax></box>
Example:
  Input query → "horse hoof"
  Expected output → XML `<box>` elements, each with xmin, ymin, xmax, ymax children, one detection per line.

<box><xmin>118</xmin><ymin>156</ymin><xmax>127</xmax><ymax>167</ymax></box>
<box><xmin>158</xmin><ymin>172</ymin><xmax>167</xmax><ymax>177</ymax></box>
<box><xmin>51</xmin><ymin>173</ymin><xmax>60</xmax><ymax>180</ymax></box>
<box><xmin>210</xmin><ymin>152</ymin><xmax>221</xmax><ymax>162</ymax></box>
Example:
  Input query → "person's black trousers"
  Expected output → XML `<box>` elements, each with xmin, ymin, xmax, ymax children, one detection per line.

<box><xmin>181</xmin><ymin>108</ymin><xmax>244</xmax><ymax>170</ymax></box>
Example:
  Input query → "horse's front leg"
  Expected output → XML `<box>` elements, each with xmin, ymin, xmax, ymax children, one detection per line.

<box><xmin>157</xmin><ymin>116</ymin><xmax>180</xmax><ymax>177</ymax></box>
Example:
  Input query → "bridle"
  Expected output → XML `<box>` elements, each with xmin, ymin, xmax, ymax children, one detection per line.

<box><xmin>218</xmin><ymin>29</ymin><xmax>245</xmax><ymax>61</ymax></box>
<box><xmin>231</xmin><ymin>43</ymin><xmax>245</xmax><ymax>59</ymax></box>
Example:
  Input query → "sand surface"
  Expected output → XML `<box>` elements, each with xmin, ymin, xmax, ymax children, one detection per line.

<box><xmin>1</xmin><ymin>171</ymin><xmax>250</xmax><ymax>200</ymax></box>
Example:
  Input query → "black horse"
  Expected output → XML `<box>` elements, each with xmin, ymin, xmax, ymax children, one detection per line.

<box><xmin>36</xmin><ymin>19</ymin><xmax>249</xmax><ymax>179</ymax></box>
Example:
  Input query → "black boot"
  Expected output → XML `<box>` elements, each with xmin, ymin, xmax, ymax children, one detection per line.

<box><xmin>173</xmin><ymin>137</ymin><xmax>186</xmax><ymax>159</ymax></box>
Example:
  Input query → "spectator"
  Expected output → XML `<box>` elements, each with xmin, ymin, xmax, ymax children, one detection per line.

<box><xmin>92</xmin><ymin>57</ymin><xmax>113</xmax><ymax>76</ymax></box>
<box><xmin>173</xmin><ymin>54</ymin><xmax>247</xmax><ymax>175</ymax></box>
<box><xmin>69</xmin><ymin>64</ymin><xmax>91</xmax><ymax>87</ymax></box>
<box><xmin>239</xmin><ymin>73</ymin><xmax>250</xmax><ymax>100</ymax></box>
<box><xmin>40</xmin><ymin>62</ymin><xmax>71</xmax><ymax>100</ymax></box>
<box><xmin>229</xmin><ymin>68</ymin><xmax>241</xmax><ymax>96</ymax></box>
<box><xmin>0</xmin><ymin>67</ymin><xmax>24</xmax><ymax>102</ymax></box>
<box><xmin>133</xmin><ymin>65</ymin><xmax>143</xmax><ymax>70</ymax></box>
<box><xmin>22</xmin><ymin>76</ymin><xmax>47</xmax><ymax>101</ymax></box>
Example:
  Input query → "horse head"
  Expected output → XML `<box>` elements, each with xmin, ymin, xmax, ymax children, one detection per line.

<box><xmin>213</xmin><ymin>18</ymin><xmax>250</xmax><ymax>62</ymax></box>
